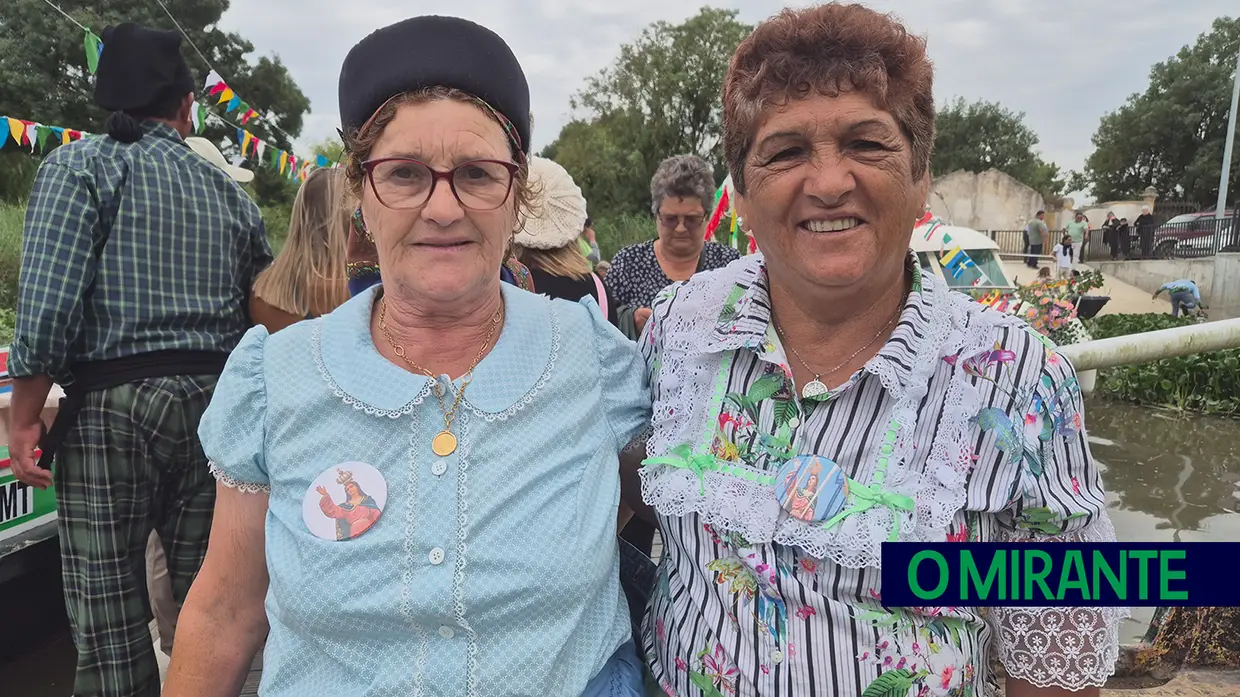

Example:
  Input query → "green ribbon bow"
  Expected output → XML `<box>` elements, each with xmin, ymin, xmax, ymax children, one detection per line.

<box><xmin>821</xmin><ymin>480</ymin><xmax>916</xmax><ymax>542</ymax></box>
<box><xmin>643</xmin><ymin>444</ymin><xmax>716</xmax><ymax>495</ymax></box>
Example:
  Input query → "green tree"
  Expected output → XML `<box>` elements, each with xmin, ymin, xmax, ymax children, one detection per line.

<box><xmin>1080</xmin><ymin>16</ymin><xmax>1240</xmax><ymax>203</ymax></box>
<box><xmin>0</xmin><ymin>0</ymin><xmax>310</xmax><ymax>204</ymax></box>
<box><xmin>312</xmin><ymin>138</ymin><xmax>345</xmax><ymax>164</ymax></box>
<box><xmin>543</xmin><ymin>7</ymin><xmax>752</xmax><ymax>219</ymax></box>
<box><xmin>932</xmin><ymin>97</ymin><xmax>1064</xmax><ymax>200</ymax></box>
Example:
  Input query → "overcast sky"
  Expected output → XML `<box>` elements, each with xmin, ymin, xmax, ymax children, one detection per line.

<box><xmin>218</xmin><ymin>0</ymin><xmax>1236</xmax><ymax>200</ymax></box>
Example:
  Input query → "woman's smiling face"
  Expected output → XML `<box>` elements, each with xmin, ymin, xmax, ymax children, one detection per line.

<box><xmin>734</xmin><ymin>90</ymin><xmax>928</xmax><ymax>294</ymax></box>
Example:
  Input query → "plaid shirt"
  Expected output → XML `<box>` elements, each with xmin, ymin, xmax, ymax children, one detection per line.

<box><xmin>10</xmin><ymin>122</ymin><xmax>272</xmax><ymax>383</ymax></box>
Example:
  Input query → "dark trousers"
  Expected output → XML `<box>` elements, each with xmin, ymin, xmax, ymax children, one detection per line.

<box><xmin>1026</xmin><ymin>243</ymin><xmax>1042</xmax><ymax>268</ymax></box>
<box><xmin>56</xmin><ymin>375</ymin><xmax>218</xmax><ymax>697</ymax></box>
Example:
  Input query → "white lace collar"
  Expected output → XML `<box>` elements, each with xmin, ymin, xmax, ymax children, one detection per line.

<box><xmin>686</xmin><ymin>253</ymin><xmax>932</xmax><ymax>392</ymax></box>
<box><xmin>315</xmin><ymin>283</ymin><xmax>556</xmax><ymax>417</ymax></box>
<box><xmin>642</xmin><ymin>253</ymin><xmax>1027</xmax><ymax>566</ymax></box>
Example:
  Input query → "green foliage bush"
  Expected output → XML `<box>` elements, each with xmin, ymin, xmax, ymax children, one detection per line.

<box><xmin>0</xmin><ymin>204</ymin><xmax>24</xmax><ymax>313</ymax></box>
<box><xmin>1083</xmin><ymin>313</ymin><xmax>1240</xmax><ymax>415</ymax></box>
<box><xmin>594</xmin><ymin>213</ymin><xmax>655</xmax><ymax>260</ymax></box>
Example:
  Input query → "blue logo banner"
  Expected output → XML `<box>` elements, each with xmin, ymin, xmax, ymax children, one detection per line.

<box><xmin>879</xmin><ymin>543</ymin><xmax>1235</xmax><ymax>607</ymax></box>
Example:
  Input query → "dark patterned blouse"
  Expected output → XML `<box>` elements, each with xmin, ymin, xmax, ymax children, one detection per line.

<box><xmin>605</xmin><ymin>239</ymin><xmax>740</xmax><ymax>309</ymax></box>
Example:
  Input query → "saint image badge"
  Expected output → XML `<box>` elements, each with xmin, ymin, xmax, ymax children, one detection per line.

<box><xmin>302</xmin><ymin>462</ymin><xmax>387</xmax><ymax>541</ymax></box>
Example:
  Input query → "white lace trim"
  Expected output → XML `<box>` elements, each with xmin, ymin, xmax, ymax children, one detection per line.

<box><xmin>992</xmin><ymin>514</ymin><xmax>1129</xmax><ymax>690</ymax></box>
<box><xmin>312</xmin><ymin>323</ymin><xmax>432</xmax><ymax>418</ymax></box>
<box><xmin>208</xmin><ymin>461</ymin><xmax>270</xmax><ymax>494</ymax></box>
<box><xmin>462</xmin><ymin>308</ymin><xmax>561</xmax><ymax>422</ymax></box>
<box><xmin>642</xmin><ymin>259</ymin><xmax>1025</xmax><ymax>567</ymax></box>
<box><xmin>398</xmin><ymin>406</ymin><xmax>427</xmax><ymax>697</ymax></box>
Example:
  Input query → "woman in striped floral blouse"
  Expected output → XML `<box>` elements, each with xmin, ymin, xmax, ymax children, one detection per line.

<box><xmin>621</xmin><ymin>4</ymin><xmax>1125</xmax><ymax>696</ymax></box>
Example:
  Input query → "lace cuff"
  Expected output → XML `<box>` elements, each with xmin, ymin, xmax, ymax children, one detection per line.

<box><xmin>993</xmin><ymin>516</ymin><xmax>1128</xmax><ymax>689</ymax></box>
<box><xmin>209</xmin><ymin>461</ymin><xmax>271</xmax><ymax>494</ymax></box>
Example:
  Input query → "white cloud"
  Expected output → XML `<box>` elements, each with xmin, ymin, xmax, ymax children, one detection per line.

<box><xmin>216</xmin><ymin>0</ymin><xmax>1237</xmax><ymax>188</ymax></box>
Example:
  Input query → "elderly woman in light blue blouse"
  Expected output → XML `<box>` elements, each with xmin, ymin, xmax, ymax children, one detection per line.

<box><xmin>163</xmin><ymin>16</ymin><xmax>649</xmax><ymax>697</ymax></box>
<box><xmin>622</xmin><ymin>5</ymin><xmax>1126</xmax><ymax>697</ymax></box>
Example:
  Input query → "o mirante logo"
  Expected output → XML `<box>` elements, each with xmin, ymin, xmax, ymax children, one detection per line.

<box><xmin>879</xmin><ymin>543</ymin><xmax>1232</xmax><ymax>607</ymax></box>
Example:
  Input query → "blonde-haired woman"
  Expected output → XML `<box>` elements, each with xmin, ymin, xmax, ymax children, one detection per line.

<box><xmin>513</xmin><ymin>156</ymin><xmax>616</xmax><ymax>321</ymax></box>
<box><xmin>250</xmin><ymin>167</ymin><xmax>351</xmax><ymax>333</ymax></box>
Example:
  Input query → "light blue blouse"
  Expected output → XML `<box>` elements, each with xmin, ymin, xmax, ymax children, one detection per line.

<box><xmin>199</xmin><ymin>282</ymin><xmax>651</xmax><ymax>697</ymax></box>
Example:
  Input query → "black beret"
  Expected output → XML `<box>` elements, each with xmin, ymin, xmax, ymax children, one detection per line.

<box><xmin>338</xmin><ymin>16</ymin><xmax>531</xmax><ymax>155</ymax></box>
<box><xmin>94</xmin><ymin>23</ymin><xmax>194</xmax><ymax>112</ymax></box>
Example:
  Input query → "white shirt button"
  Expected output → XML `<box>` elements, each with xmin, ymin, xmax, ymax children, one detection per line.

<box><xmin>771</xmin><ymin>650</ymin><xmax>785</xmax><ymax>664</ymax></box>
<box><xmin>429</xmin><ymin>547</ymin><xmax>445</xmax><ymax>565</ymax></box>
<box><xmin>432</xmin><ymin>461</ymin><xmax>447</xmax><ymax>476</ymax></box>
<box><xmin>788</xmin><ymin>417</ymin><xmax>800</xmax><ymax>428</ymax></box>
<box><xmin>438</xmin><ymin>625</ymin><xmax>455</xmax><ymax>639</ymax></box>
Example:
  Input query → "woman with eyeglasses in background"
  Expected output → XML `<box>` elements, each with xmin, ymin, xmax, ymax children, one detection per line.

<box><xmin>605</xmin><ymin>155</ymin><xmax>740</xmax><ymax>341</ymax></box>
<box><xmin>604</xmin><ymin>154</ymin><xmax>739</xmax><ymax>564</ymax></box>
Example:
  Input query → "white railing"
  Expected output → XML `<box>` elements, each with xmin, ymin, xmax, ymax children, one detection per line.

<box><xmin>1060</xmin><ymin>318</ymin><xmax>1240</xmax><ymax>371</ymax></box>
<box><xmin>1059</xmin><ymin>318</ymin><xmax>1240</xmax><ymax>395</ymax></box>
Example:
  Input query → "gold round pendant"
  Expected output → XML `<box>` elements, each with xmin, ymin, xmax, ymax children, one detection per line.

<box><xmin>432</xmin><ymin>430</ymin><xmax>458</xmax><ymax>457</ymax></box>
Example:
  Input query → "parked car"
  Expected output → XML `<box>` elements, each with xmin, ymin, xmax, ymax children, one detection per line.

<box><xmin>1151</xmin><ymin>211</ymin><xmax>1237</xmax><ymax>258</ymax></box>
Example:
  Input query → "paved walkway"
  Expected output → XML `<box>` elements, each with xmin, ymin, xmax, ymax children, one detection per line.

<box><xmin>1078</xmin><ymin>263</ymin><xmax>1168</xmax><ymax>316</ymax></box>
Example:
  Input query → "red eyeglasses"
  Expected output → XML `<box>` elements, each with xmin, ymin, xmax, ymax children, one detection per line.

<box><xmin>361</xmin><ymin>158</ymin><xmax>520</xmax><ymax>211</ymax></box>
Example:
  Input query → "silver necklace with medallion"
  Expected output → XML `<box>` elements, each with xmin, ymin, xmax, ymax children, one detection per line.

<box><xmin>773</xmin><ymin>301</ymin><xmax>904</xmax><ymax>399</ymax></box>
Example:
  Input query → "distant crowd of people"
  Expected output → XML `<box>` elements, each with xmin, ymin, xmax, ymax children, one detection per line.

<box><xmin>1023</xmin><ymin>205</ymin><xmax>1161</xmax><ymax>271</ymax></box>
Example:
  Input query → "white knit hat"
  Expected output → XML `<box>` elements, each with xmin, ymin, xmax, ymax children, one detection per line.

<box><xmin>185</xmin><ymin>137</ymin><xmax>254</xmax><ymax>183</ymax></box>
<box><xmin>513</xmin><ymin>156</ymin><xmax>587</xmax><ymax>250</ymax></box>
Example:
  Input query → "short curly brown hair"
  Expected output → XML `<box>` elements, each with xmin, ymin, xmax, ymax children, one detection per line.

<box><xmin>722</xmin><ymin>3</ymin><xmax>935</xmax><ymax>194</ymax></box>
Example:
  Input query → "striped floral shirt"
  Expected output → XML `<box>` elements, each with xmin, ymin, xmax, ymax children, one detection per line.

<box><xmin>637</xmin><ymin>254</ymin><xmax>1125</xmax><ymax>697</ymax></box>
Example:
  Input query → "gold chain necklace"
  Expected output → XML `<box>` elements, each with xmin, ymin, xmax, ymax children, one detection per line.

<box><xmin>378</xmin><ymin>298</ymin><xmax>503</xmax><ymax>456</ymax></box>
<box><xmin>773</xmin><ymin>299</ymin><xmax>904</xmax><ymax>399</ymax></box>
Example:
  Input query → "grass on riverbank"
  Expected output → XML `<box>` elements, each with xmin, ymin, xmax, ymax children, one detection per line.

<box><xmin>1084</xmin><ymin>314</ymin><xmax>1240</xmax><ymax>416</ymax></box>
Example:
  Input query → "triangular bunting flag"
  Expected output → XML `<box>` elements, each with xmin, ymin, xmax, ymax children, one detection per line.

<box><xmin>236</xmin><ymin>128</ymin><xmax>246</xmax><ymax>151</ymax></box>
<box><xmin>241</xmin><ymin>109</ymin><xmax>257</xmax><ymax>124</ymax></box>
<box><xmin>204</xmin><ymin>70</ymin><xmax>224</xmax><ymax>91</ymax></box>
<box><xmin>0</xmin><ymin>118</ymin><xmax>9</xmax><ymax>147</ymax></box>
<box><xmin>68</xmin><ymin>130</ymin><xmax>83</xmax><ymax>141</ymax></box>
<box><xmin>35</xmin><ymin>125</ymin><xmax>50</xmax><ymax>152</ymax></box>
<box><xmin>8</xmin><ymin>118</ymin><xmax>26</xmax><ymax>147</ymax></box>
<box><xmin>316</xmin><ymin>155</ymin><xmax>329</xmax><ymax>168</ymax></box>
<box><xmin>242</xmin><ymin>131</ymin><xmax>254</xmax><ymax>156</ymax></box>
<box><xmin>226</xmin><ymin>96</ymin><xmax>241</xmax><ymax>113</ymax></box>
<box><xmin>217</xmin><ymin>87</ymin><xmax>234</xmax><ymax>105</ymax></box>
<box><xmin>208</xmin><ymin>81</ymin><xmax>228</xmax><ymax>97</ymax></box>
<box><xmin>279</xmin><ymin>150</ymin><xmax>288</xmax><ymax>174</ymax></box>
<box><xmin>85</xmin><ymin>31</ymin><xmax>103</xmax><ymax>74</ymax></box>
<box><xmin>61</xmin><ymin>128</ymin><xmax>71</xmax><ymax>145</ymax></box>
<box><xmin>254</xmin><ymin>140</ymin><xmax>265</xmax><ymax>161</ymax></box>
<box><xmin>23</xmin><ymin>122</ymin><xmax>37</xmax><ymax>151</ymax></box>
<box><xmin>236</xmin><ymin>102</ymin><xmax>250</xmax><ymax>120</ymax></box>
<box><xmin>191</xmin><ymin>104</ymin><xmax>203</xmax><ymax>134</ymax></box>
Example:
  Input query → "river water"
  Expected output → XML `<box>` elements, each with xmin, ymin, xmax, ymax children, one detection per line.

<box><xmin>2</xmin><ymin>398</ymin><xmax>1239</xmax><ymax>695</ymax></box>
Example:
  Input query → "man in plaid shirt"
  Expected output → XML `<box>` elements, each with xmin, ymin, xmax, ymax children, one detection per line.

<box><xmin>6</xmin><ymin>23</ymin><xmax>271</xmax><ymax>697</ymax></box>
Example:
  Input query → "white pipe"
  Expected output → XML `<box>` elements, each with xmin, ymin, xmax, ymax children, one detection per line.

<box><xmin>1059</xmin><ymin>318</ymin><xmax>1240</xmax><ymax>372</ymax></box>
